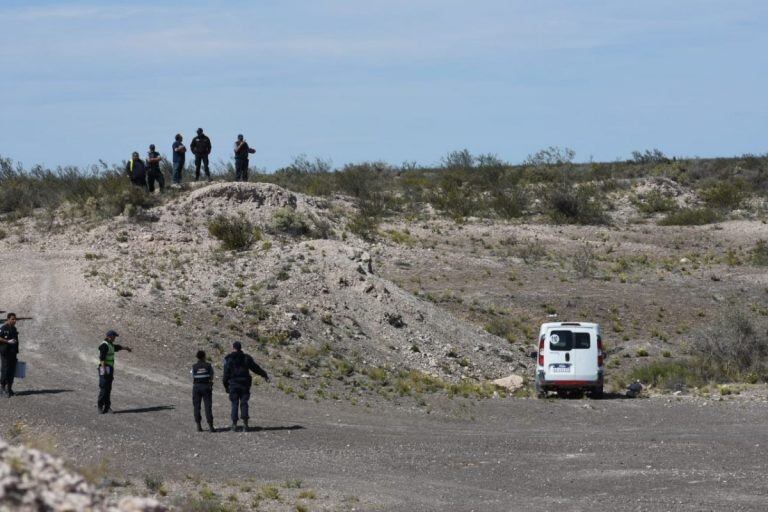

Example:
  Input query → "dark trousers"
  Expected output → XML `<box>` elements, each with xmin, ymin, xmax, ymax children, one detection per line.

<box><xmin>0</xmin><ymin>355</ymin><xmax>17</xmax><ymax>391</ymax></box>
<box><xmin>172</xmin><ymin>161</ymin><xmax>184</xmax><ymax>184</ymax></box>
<box><xmin>98</xmin><ymin>367</ymin><xmax>114</xmax><ymax>412</ymax></box>
<box><xmin>194</xmin><ymin>155</ymin><xmax>210</xmax><ymax>180</ymax></box>
<box><xmin>235</xmin><ymin>159</ymin><xmax>248</xmax><ymax>182</ymax></box>
<box><xmin>147</xmin><ymin>169</ymin><xmax>165</xmax><ymax>192</ymax></box>
<box><xmin>229</xmin><ymin>388</ymin><xmax>250</xmax><ymax>423</ymax></box>
<box><xmin>130</xmin><ymin>177</ymin><xmax>147</xmax><ymax>190</ymax></box>
<box><xmin>193</xmin><ymin>384</ymin><xmax>214</xmax><ymax>425</ymax></box>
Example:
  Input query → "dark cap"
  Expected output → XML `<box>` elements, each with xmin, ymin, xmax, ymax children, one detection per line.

<box><xmin>237</xmin><ymin>134</ymin><xmax>244</xmax><ymax>140</ymax></box>
<box><xmin>149</xmin><ymin>144</ymin><xmax>155</xmax><ymax>150</ymax></box>
<box><xmin>233</xmin><ymin>341</ymin><xmax>242</xmax><ymax>350</ymax></box>
<box><xmin>197</xmin><ymin>127</ymin><xmax>203</xmax><ymax>134</ymax></box>
<box><xmin>131</xmin><ymin>151</ymin><xmax>139</xmax><ymax>158</ymax></box>
<box><xmin>196</xmin><ymin>350</ymin><xmax>206</xmax><ymax>360</ymax></box>
<box><xmin>106</xmin><ymin>330</ymin><xmax>119</xmax><ymax>338</ymax></box>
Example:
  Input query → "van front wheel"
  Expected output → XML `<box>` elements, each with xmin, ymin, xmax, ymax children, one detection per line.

<box><xmin>590</xmin><ymin>385</ymin><xmax>603</xmax><ymax>399</ymax></box>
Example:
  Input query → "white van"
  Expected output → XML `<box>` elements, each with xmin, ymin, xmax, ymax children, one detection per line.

<box><xmin>534</xmin><ymin>322</ymin><xmax>605</xmax><ymax>398</ymax></box>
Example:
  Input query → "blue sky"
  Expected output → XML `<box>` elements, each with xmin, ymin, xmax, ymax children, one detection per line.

<box><xmin>1</xmin><ymin>0</ymin><xmax>766</xmax><ymax>171</ymax></box>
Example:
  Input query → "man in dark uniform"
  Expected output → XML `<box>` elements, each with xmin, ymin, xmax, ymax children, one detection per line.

<box><xmin>146</xmin><ymin>144</ymin><xmax>165</xmax><ymax>193</ymax></box>
<box><xmin>233</xmin><ymin>134</ymin><xmax>255</xmax><ymax>182</ymax></box>
<box><xmin>191</xmin><ymin>350</ymin><xmax>215</xmax><ymax>432</ymax></box>
<box><xmin>98</xmin><ymin>330</ymin><xmax>132</xmax><ymax>414</ymax></box>
<box><xmin>171</xmin><ymin>134</ymin><xmax>186</xmax><ymax>186</ymax></box>
<box><xmin>126</xmin><ymin>152</ymin><xmax>147</xmax><ymax>189</ymax></box>
<box><xmin>190</xmin><ymin>128</ymin><xmax>212</xmax><ymax>182</ymax></box>
<box><xmin>0</xmin><ymin>313</ymin><xmax>19</xmax><ymax>397</ymax></box>
<box><xmin>223</xmin><ymin>341</ymin><xmax>269</xmax><ymax>432</ymax></box>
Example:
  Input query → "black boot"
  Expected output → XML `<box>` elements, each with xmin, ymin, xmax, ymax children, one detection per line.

<box><xmin>196</xmin><ymin>422</ymin><xmax>203</xmax><ymax>432</ymax></box>
<box><xmin>208</xmin><ymin>423</ymin><xmax>215</xmax><ymax>433</ymax></box>
<box><xmin>243</xmin><ymin>420</ymin><xmax>249</xmax><ymax>432</ymax></box>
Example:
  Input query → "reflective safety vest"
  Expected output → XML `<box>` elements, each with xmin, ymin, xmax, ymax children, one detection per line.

<box><xmin>100</xmin><ymin>341</ymin><xmax>115</xmax><ymax>367</ymax></box>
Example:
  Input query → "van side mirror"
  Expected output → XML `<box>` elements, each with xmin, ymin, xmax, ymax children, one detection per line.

<box><xmin>529</xmin><ymin>351</ymin><xmax>538</xmax><ymax>359</ymax></box>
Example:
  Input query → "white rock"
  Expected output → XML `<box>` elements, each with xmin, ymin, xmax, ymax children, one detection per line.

<box><xmin>492</xmin><ymin>374</ymin><xmax>524</xmax><ymax>392</ymax></box>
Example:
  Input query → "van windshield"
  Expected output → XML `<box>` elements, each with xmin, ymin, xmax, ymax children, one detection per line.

<box><xmin>549</xmin><ymin>330</ymin><xmax>591</xmax><ymax>351</ymax></box>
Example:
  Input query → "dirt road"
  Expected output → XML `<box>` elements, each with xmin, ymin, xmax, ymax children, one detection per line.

<box><xmin>1</xmin><ymin>252</ymin><xmax>767</xmax><ymax>511</ymax></box>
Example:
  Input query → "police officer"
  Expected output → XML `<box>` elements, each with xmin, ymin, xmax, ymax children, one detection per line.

<box><xmin>98</xmin><ymin>330</ymin><xmax>132</xmax><ymax>414</ymax></box>
<box><xmin>190</xmin><ymin>128</ymin><xmax>212</xmax><ymax>182</ymax></box>
<box><xmin>146</xmin><ymin>144</ymin><xmax>165</xmax><ymax>193</ymax></box>
<box><xmin>233</xmin><ymin>134</ymin><xmax>255</xmax><ymax>182</ymax></box>
<box><xmin>126</xmin><ymin>152</ymin><xmax>147</xmax><ymax>189</ymax></box>
<box><xmin>223</xmin><ymin>341</ymin><xmax>269</xmax><ymax>432</ymax></box>
<box><xmin>191</xmin><ymin>350</ymin><xmax>215</xmax><ymax>432</ymax></box>
<box><xmin>0</xmin><ymin>313</ymin><xmax>19</xmax><ymax>397</ymax></box>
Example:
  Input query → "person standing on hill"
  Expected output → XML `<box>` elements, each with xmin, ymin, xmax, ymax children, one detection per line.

<box><xmin>233</xmin><ymin>134</ymin><xmax>255</xmax><ymax>182</ymax></box>
<box><xmin>190</xmin><ymin>128</ymin><xmax>212</xmax><ymax>182</ymax></box>
<box><xmin>98</xmin><ymin>330</ymin><xmax>132</xmax><ymax>414</ymax></box>
<box><xmin>146</xmin><ymin>144</ymin><xmax>164</xmax><ymax>193</ymax></box>
<box><xmin>223</xmin><ymin>341</ymin><xmax>269</xmax><ymax>432</ymax></box>
<box><xmin>0</xmin><ymin>313</ymin><xmax>19</xmax><ymax>397</ymax></box>
<box><xmin>191</xmin><ymin>350</ymin><xmax>215</xmax><ymax>432</ymax></box>
<box><xmin>171</xmin><ymin>134</ymin><xmax>186</xmax><ymax>186</ymax></box>
<box><xmin>126</xmin><ymin>152</ymin><xmax>147</xmax><ymax>189</ymax></box>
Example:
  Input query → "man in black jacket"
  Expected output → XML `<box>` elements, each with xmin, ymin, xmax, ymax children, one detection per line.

<box><xmin>191</xmin><ymin>350</ymin><xmax>215</xmax><ymax>432</ymax></box>
<box><xmin>190</xmin><ymin>128</ymin><xmax>212</xmax><ymax>182</ymax></box>
<box><xmin>98</xmin><ymin>330</ymin><xmax>132</xmax><ymax>414</ymax></box>
<box><xmin>0</xmin><ymin>313</ymin><xmax>19</xmax><ymax>397</ymax></box>
<box><xmin>233</xmin><ymin>134</ymin><xmax>255</xmax><ymax>182</ymax></box>
<box><xmin>223</xmin><ymin>341</ymin><xmax>269</xmax><ymax>432</ymax></box>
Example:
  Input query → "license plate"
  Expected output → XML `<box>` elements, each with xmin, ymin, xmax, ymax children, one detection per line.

<box><xmin>550</xmin><ymin>364</ymin><xmax>571</xmax><ymax>373</ymax></box>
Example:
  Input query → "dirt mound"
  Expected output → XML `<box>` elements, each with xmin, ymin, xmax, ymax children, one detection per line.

<box><xmin>0</xmin><ymin>438</ymin><xmax>164</xmax><ymax>511</ymax></box>
<box><xmin>186</xmin><ymin>182</ymin><xmax>298</xmax><ymax>208</ymax></box>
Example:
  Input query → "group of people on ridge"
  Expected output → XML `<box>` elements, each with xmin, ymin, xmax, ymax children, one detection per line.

<box><xmin>98</xmin><ymin>331</ymin><xmax>269</xmax><ymax>433</ymax></box>
<box><xmin>126</xmin><ymin>129</ymin><xmax>256</xmax><ymax>191</ymax></box>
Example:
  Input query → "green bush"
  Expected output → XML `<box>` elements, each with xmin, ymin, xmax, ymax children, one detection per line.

<box><xmin>750</xmin><ymin>240</ymin><xmax>768</xmax><ymax>266</ymax></box>
<box><xmin>633</xmin><ymin>190</ymin><xmax>677</xmax><ymax>214</ymax></box>
<box><xmin>208</xmin><ymin>214</ymin><xmax>258</xmax><ymax>251</ymax></box>
<box><xmin>692</xmin><ymin>309</ymin><xmax>768</xmax><ymax>381</ymax></box>
<box><xmin>700</xmin><ymin>181</ymin><xmax>744</xmax><ymax>209</ymax></box>
<box><xmin>658</xmin><ymin>207</ymin><xmax>721</xmax><ymax>226</ymax></box>
<box><xmin>546</xmin><ymin>183</ymin><xmax>608</xmax><ymax>225</ymax></box>
<box><xmin>270</xmin><ymin>208</ymin><xmax>310</xmax><ymax>236</ymax></box>
<box><xmin>629</xmin><ymin>361</ymin><xmax>704</xmax><ymax>390</ymax></box>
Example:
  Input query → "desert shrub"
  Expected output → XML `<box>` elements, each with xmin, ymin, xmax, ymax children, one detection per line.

<box><xmin>572</xmin><ymin>244</ymin><xmax>597</xmax><ymax>278</ymax></box>
<box><xmin>208</xmin><ymin>214</ymin><xmax>257</xmax><ymax>250</ymax></box>
<box><xmin>270</xmin><ymin>208</ymin><xmax>310</xmax><ymax>237</ymax></box>
<box><xmin>750</xmin><ymin>240</ymin><xmax>768</xmax><ymax>266</ymax></box>
<box><xmin>429</xmin><ymin>172</ymin><xmax>483</xmax><ymax>219</ymax></box>
<box><xmin>629</xmin><ymin>361</ymin><xmax>704</xmax><ymax>390</ymax></box>
<box><xmin>517</xmin><ymin>239</ymin><xmax>546</xmax><ymax>264</ymax></box>
<box><xmin>524</xmin><ymin>146</ymin><xmax>576</xmax><ymax>167</ymax></box>
<box><xmin>490</xmin><ymin>186</ymin><xmax>528</xmax><ymax>219</ymax></box>
<box><xmin>633</xmin><ymin>190</ymin><xmax>677</xmax><ymax>214</ymax></box>
<box><xmin>700</xmin><ymin>181</ymin><xmax>745</xmax><ymax>209</ymax></box>
<box><xmin>692</xmin><ymin>309</ymin><xmax>768</xmax><ymax>381</ymax></box>
<box><xmin>483</xmin><ymin>318</ymin><xmax>516</xmax><ymax>342</ymax></box>
<box><xmin>546</xmin><ymin>183</ymin><xmax>608</xmax><ymax>225</ymax></box>
<box><xmin>631</xmin><ymin>149</ymin><xmax>669</xmax><ymax>164</ymax></box>
<box><xmin>658</xmin><ymin>207</ymin><xmax>721</xmax><ymax>226</ymax></box>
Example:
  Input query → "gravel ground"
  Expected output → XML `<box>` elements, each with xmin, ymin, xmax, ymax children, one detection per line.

<box><xmin>1</xmin><ymin>251</ymin><xmax>768</xmax><ymax>511</ymax></box>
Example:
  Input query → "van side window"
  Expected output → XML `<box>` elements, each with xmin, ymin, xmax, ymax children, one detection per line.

<box><xmin>574</xmin><ymin>333</ymin><xmax>591</xmax><ymax>349</ymax></box>
<box><xmin>549</xmin><ymin>330</ymin><xmax>573</xmax><ymax>351</ymax></box>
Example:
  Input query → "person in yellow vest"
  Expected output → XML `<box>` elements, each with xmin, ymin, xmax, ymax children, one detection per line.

<box><xmin>98</xmin><ymin>330</ymin><xmax>132</xmax><ymax>414</ymax></box>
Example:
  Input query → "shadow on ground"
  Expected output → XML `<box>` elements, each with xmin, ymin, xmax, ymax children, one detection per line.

<box><xmin>112</xmin><ymin>405</ymin><xmax>176</xmax><ymax>414</ymax></box>
<box><xmin>14</xmin><ymin>389</ymin><xmax>74</xmax><ymax>396</ymax></box>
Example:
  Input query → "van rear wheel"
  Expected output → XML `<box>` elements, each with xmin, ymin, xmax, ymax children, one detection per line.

<box><xmin>590</xmin><ymin>386</ymin><xmax>603</xmax><ymax>399</ymax></box>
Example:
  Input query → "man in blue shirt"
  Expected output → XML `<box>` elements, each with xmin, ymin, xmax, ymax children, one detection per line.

<box><xmin>171</xmin><ymin>134</ymin><xmax>186</xmax><ymax>186</ymax></box>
